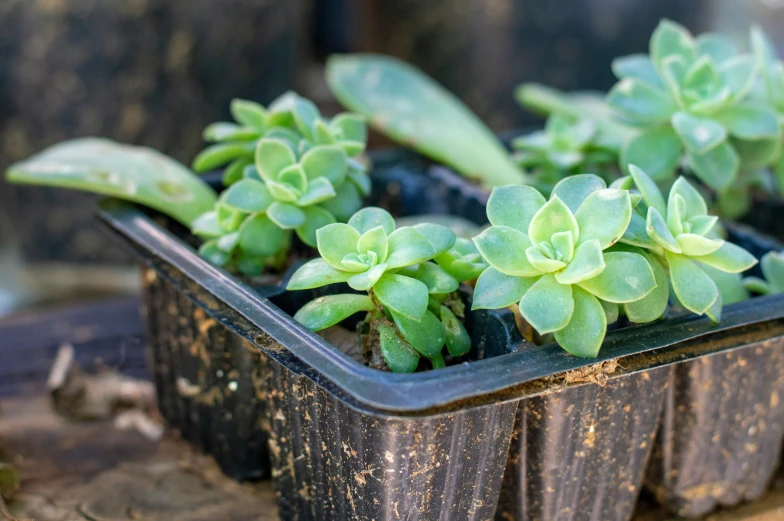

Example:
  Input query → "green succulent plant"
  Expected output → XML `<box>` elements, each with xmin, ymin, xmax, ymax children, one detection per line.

<box><xmin>471</xmin><ymin>174</ymin><xmax>658</xmax><ymax>357</ymax></box>
<box><xmin>744</xmin><ymin>251</ymin><xmax>784</xmax><ymax>295</ymax></box>
<box><xmin>5</xmin><ymin>138</ymin><xmax>217</xmax><ymax>226</ymax></box>
<box><xmin>286</xmin><ymin>207</ymin><xmax>471</xmax><ymax>372</ymax></box>
<box><xmin>621</xmin><ymin>165</ymin><xmax>758</xmax><ymax>321</ymax></box>
<box><xmin>608</xmin><ymin>20</ymin><xmax>782</xmax><ymax>193</ymax></box>
<box><xmin>434</xmin><ymin>237</ymin><xmax>488</xmax><ymax>283</ymax></box>
<box><xmin>511</xmin><ymin>115</ymin><xmax>618</xmax><ymax>194</ymax></box>
<box><xmin>193</xmin><ymin>92</ymin><xmax>371</xmax><ymax>221</ymax></box>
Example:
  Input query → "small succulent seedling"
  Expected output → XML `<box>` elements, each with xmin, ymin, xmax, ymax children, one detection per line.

<box><xmin>5</xmin><ymin>138</ymin><xmax>217</xmax><ymax>226</ymax></box>
<box><xmin>621</xmin><ymin>165</ymin><xmax>758</xmax><ymax>320</ymax></box>
<box><xmin>512</xmin><ymin>115</ymin><xmax>618</xmax><ymax>193</ymax></box>
<box><xmin>744</xmin><ymin>251</ymin><xmax>784</xmax><ymax>295</ymax></box>
<box><xmin>326</xmin><ymin>54</ymin><xmax>527</xmax><ymax>187</ymax></box>
<box><xmin>608</xmin><ymin>20</ymin><xmax>781</xmax><ymax>191</ymax></box>
<box><xmin>193</xmin><ymin>92</ymin><xmax>371</xmax><ymax>221</ymax></box>
<box><xmin>286</xmin><ymin>207</ymin><xmax>471</xmax><ymax>372</ymax></box>
<box><xmin>472</xmin><ymin>174</ymin><xmax>657</xmax><ymax>357</ymax></box>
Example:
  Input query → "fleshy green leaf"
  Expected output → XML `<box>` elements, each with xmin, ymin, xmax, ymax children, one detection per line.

<box><xmin>732</xmin><ymin>137</ymin><xmax>781</xmax><ymax>169</ymax></box>
<box><xmin>255</xmin><ymin>138</ymin><xmax>297</xmax><ymax>182</ymax></box>
<box><xmin>529</xmin><ymin>196</ymin><xmax>579</xmax><ymax>244</ymax></box>
<box><xmin>687</xmin><ymin>214</ymin><xmax>718</xmax><ymax>236</ymax></box>
<box><xmin>526</xmin><ymin>246</ymin><xmax>566</xmax><ymax>273</ymax></box>
<box><xmin>294</xmin><ymin>294</ymin><xmax>375</xmax><ymax>331</ymax></box>
<box><xmin>202</xmin><ymin>122</ymin><xmax>259</xmax><ymax>143</ymax></box>
<box><xmin>472</xmin><ymin>268</ymin><xmax>538</xmax><ymax>310</ymax></box>
<box><xmin>761</xmin><ymin>251</ymin><xmax>784</xmax><ymax>292</ymax></box>
<box><xmin>696</xmin><ymin>33</ymin><xmax>737</xmax><ymax>64</ymax></box>
<box><xmin>717</xmin><ymin>103</ymin><xmax>781</xmax><ymax>140</ymax></box>
<box><xmin>441</xmin><ymin>306</ymin><xmax>471</xmax><ymax>357</ymax></box>
<box><xmin>292</xmin><ymin>96</ymin><xmax>321</xmax><ymax>139</ymax></box>
<box><xmin>286</xmin><ymin>259</ymin><xmax>354</xmax><ymax>290</ymax></box>
<box><xmin>550</xmin><ymin>174</ymin><xmax>607</xmax><ymax>214</ymax></box>
<box><xmin>199</xmin><ymin>240</ymin><xmax>231</xmax><ymax>267</ymax></box>
<box><xmin>319</xmin><ymin>180</ymin><xmax>364</xmax><ymax>222</ymax></box>
<box><xmin>676</xmin><ymin>233</ymin><xmax>724</xmax><ymax>256</ymax></box>
<box><xmin>555</xmin><ymin>240</ymin><xmax>605</xmax><ymax>285</ymax></box>
<box><xmin>473</xmin><ymin>226</ymin><xmax>538</xmax><ymax>277</ymax></box>
<box><xmin>744</xmin><ymin>277</ymin><xmax>772</xmax><ymax>295</ymax></box>
<box><xmin>267</xmin><ymin>201</ymin><xmax>306</xmax><ymax>230</ymax></box>
<box><xmin>326</xmin><ymin>54</ymin><xmax>526</xmax><ymax>187</ymax></box>
<box><xmin>620</xmin><ymin>211</ymin><xmax>660</xmax><ymax>250</ymax></box>
<box><xmin>317</xmin><ymin>223</ymin><xmax>360</xmax><ymax>270</ymax></box>
<box><xmin>348</xmin><ymin>263</ymin><xmax>388</xmax><ymax>291</ymax></box>
<box><xmin>216</xmin><ymin>203</ymin><xmax>247</xmax><ymax>232</ymax></box>
<box><xmin>551</xmin><ymin>230</ymin><xmax>575</xmax><ymax>263</ymax></box>
<box><xmin>647</xmin><ymin>206</ymin><xmax>682</xmax><ymax>253</ymax></box>
<box><xmin>650</xmin><ymin>19</ymin><xmax>696</xmax><ymax>70</ymax></box>
<box><xmin>296</xmin><ymin>206</ymin><xmax>336</xmax><ymax>247</ymax></box>
<box><xmin>612</xmin><ymin>54</ymin><xmax>664</xmax><ymax>88</ymax></box>
<box><xmin>412</xmin><ymin>223</ymin><xmax>456</xmax><ymax>256</ymax></box>
<box><xmin>193</xmin><ymin>142</ymin><xmax>253</xmax><ymax>172</ymax></box>
<box><xmin>628</xmin><ymin>164</ymin><xmax>666</xmax><ymax>216</ymax></box>
<box><xmin>408</xmin><ymin>262</ymin><xmax>459</xmax><ymax>294</ymax></box>
<box><xmin>720</xmin><ymin>55</ymin><xmax>757</xmax><ymax>102</ymax></box>
<box><xmin>692</xmin><ymin>242</ymin><xmax>758</xmax><ymax>273</ymax></box>
<box><xmin>300</xmin><ymin>145</ymin><xmax>348</xmax><ymax>186</ymax></box>
<box><xmin>601</xmin><ymin>300</ymin><xmax>620</xmax><ymax>324</ymax></box>
<box><xmin>220</xmin><ymin>179</ymin><xmax>273</xmax><ymax>213</ymax></box>
<box><xmin>666</xmin><ymin>251</ymin><xmax>719</xmax><ymax>314</ymax></box>
<box><xmin>606</xmin><ymin>78</ymin><xmax>676</xmax><ymax>124</ymax></box>
<box><xmin>378</xmin><ymin>324</ymin><xmax>420</xmax><ymax>373</ymax></box>
<box><xmin>574</xmin><ymin>189</ymin><xmax>631</xmax><ymax>248</ymax></box>
<box><xmin>238</xmin><ymin>214</ymin><xmax>287</xmax><ymax>258</ymax></box>
<box><xmin>671</xmin><ymin>112</ymin><xmax>727</xmax><ymax>154</ymax></box>
<box><xmin>191</xmin><ymin>211</ymin><xmax>224</xmax><ymax>239</ymax></box>
<box><xmin>392</xmin><ymin>309</ymin><xmax>445</xmax><ymax>357</ymax></box>
<box><xmin>231</xmin><ymin>99</ymin><xmax>267</xmax><ymax>129</ymax></box>
<box><xmin>385</xmin><ymin>227</ymin><xmax>437</xmax><ymax>269</ymax></box>
<box><xmin>223</xmin><ymin>157</ymin><xmax>252</xmax><ymax>186</ymax></box>
<box><xmin>553</xmin><ymin>286</ymin><xmax>607</xmax><ymax>358</ymax></box>
<box><xmin>686</xmin><ymin>141</ymin><xmax>739</xmax><ymax>191</ymax></box>
<box><xmin>670</xmin><ymin>177</ymin><xmax>708</xmax><ymax>218</ymax></box>
<box><xmin>297</xmin><ymin>177</ymin><xmax>336</xmax><ymax>206</ymax></box>
<box><xmin>348</xmin><ymin>207</ymin><xmax>396</xmax><ymax>235</ymax></box>
<box><xmin>519</xmin><ymin>274</ymin><xmax>574</xmax><ymax>334</ymax></box>
<box><xmin>624</xmin><ymin>252</ymin><xmax>669</xmax><ymax>322</ymax></box>
<box><xmin>486</xmin><ymin>185</ymin><xmax>546</xmax><ymax>234</ymax></box>
<box><xmin>621</xmin><ymin>127</ymin><xmax>682</xmax><ymax>181</ymax></box>
<box><xmin>374</xmin><ymin>273</ymin><xmax>429</xmax><ymax>320</ymax></box>
<box><xmin>357</xmin><ymin>226</ymin><xmax>388</xmax><ymax>261</ymax></box>
<box><xmin>578</xmin><ymin>252</ymin><xmax>656</xmax><ymax>303</ymax></box>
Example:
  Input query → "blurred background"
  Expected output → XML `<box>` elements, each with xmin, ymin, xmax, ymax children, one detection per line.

<box><xmin>0</xmin><ymin>0</ymin><xmax>782</xmax><ymax>316</ymax></box>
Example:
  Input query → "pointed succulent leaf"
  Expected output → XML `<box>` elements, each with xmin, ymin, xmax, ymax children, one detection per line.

<box><xmin>292</xmin><ymin>96</ymin><xmax>321</xmax><ymax>140</ymax></box>
<box><xmin>671</xmin><ymin>112</ymin><xmax>727</xmax><ymax>154</ymax></box>
<box><xmin>666</xmin><ymin>251</ymin><xmax>719</xmax><ymax>314</ymax></box>
<box><xmin>348</xmin><ymin>263</ymin><xmax>389</xmax><ymax>291</ymax></box>
<box><xmin>231</xmin><ymin>99</ymin><xmax>267</xmax><ymax>129</ymax></box>
<box><xmin>701</xmin><ymin>263</ymin><xmax>750</xmax><ymax>305</ymax></box>
<box><xmin>220</xmin><ymin>179</ymin><xmax>273</xmax><ymax>213</ymax></box>
<box><xmin>295</xmin><ymin>206</ymin><xmax>336</xmax><ymax>247</ymax></box>
<box><xmin>296</xmin><ymin>177</ymin><xmax>336</xmax><ymax>206</ymax></box>
<box><xmin>412</xmin><ymin>223</ymin><xmax>456</xmax><ymax>257</ymax></box>
<box><xmin>682</xmin><ymin>55</ymin><xmax>719</xmax><ymax>92</ymax></box>
<box><xmin>611</xmin><ymin>54</ymin><xmax>664</xmax><ymax>88</ymax></box>
<box><xmin>378</xmin><ymin>325</ymin><xmax>420</xmax><ymax>373</ymax></box>
<box><xmin>317</xmin><ymin>223</ymin><xmax>360</xmax><ymax>270</ymax></box>
<box><xmin>719</xmin><ymin>55</ymin><xmax>757</xmax><ymax>102</ymax></box>
<box><xmin>330</xmin><ymin>113</ymin><xmax>368</xmax><ymax>147</ymax></box>
<box><xmin>647</xmin><ymin>206</ymin><xmax>682</xmax><ymax>253</ymax></box>
<box><xmin>486</xmin><ymin>185</ymin><xmax>546</xmax><ymax>233</ymax></box>
<box><xmin>238</xmin><ymin>214</ymin><xmax>287</xmax><ymax>258</ymax></box>
<box><xmin>606</xmin><ymin>78</ymin><xmax>676</xmax><ymax>124</ymax></box>
<box><xmin>553</xmin><ymin>286</ymin><xmax>607</xmax><ymax>358</ymax></box>
<box><xmin>716</xmin><ymin>103</ymin><xmax>781</xmax><ymax>141</ymax></box>
<box><xmin>286</xmin><ymin>259</ymin><xmax>353</xmax><ymax>290</ymax></box>
<box><xmin>326</xmin><ymin>54</ymin><xmax>525</xmax><ymax>187</ymax></box>
<box><xmin>686</xmin><ymin>141</ymin><xmax>739</xmax><ymax>191</ymax></box>
<box><xmin>347</xmin><ymin>163</ymin><xmax>372</xmax><ymax>196</ymax></box>
<box><xmin>628</xmin><ymin>164</ymin><xmax>666</xmax><ymax>216</ymax></box>
<box><xmin>392</xmin><ymin>309</ymin><xmax>445</xmax><ymax>357</ymax></box>
<box><xmin>529</xmin><ymin>196</ymin><xmax>579</xmax><ymax>244</ymax></box>
<box><xmin>472</xmin><ymin>268</ymin><xmax>538</xmax><ymax>310</ymax></box>
<box><xmin>348</xmin><ymin>207</ymin><xmax>396</xmax><ymax>235</ymax></box>
<box><xmin>357</xmin><ymin>226</ymin><xmax>388</xmax><ymax>261</ymax></box>
<box><xmin>386</xmin><ymin>227</ymin><xmax>437</xmax><ymax>269</ymax></box>
<box><xmin>670</xmin><ymin>177</ymin><xmax>708</xmax><ymax>218</ymax></box>
<box><xmin>650</xmin><ymin>19</ymin><xmax>696</xmax><ymax>70</ymax></box>
<box><xmin>692</xmin><ymin>242</ymin><xmax>758</xmax><ymax>273</ymax></box>
<box><xmin>667</xmin><ymin>194</ymin><xmax>686</xmax><ymax>236</ymax></box>
<box><xmin>375</xmin><ymin>274</ymin><xmax>429</xmax><ymax>321</ymax></box>
<box><xmin>300</xmin><ymin>145</ymin><xmax>348</xmax><ymax>186</ymax></box>
<box><xmin>677</xmin><ymin>234</ymin><xmax>724</xmax><ymax>256</ymax></box>
<box><xmin>314</xmin><ymin>119</ymin><xmax>336</xmax><ymax>145</ymax></box>
<box><xmin>621</xmin><ymin>211</ymin><xmax>660</xmax><ymax>250</ymax></box>
<box><xmin>267</xmin><ymin>202</ymin><xmax>306</xmax><ymax>230</ymax></box>
<box><xmin>687</xmin><ymin>215</ymin><xmax>718</xmax><ymax>236</ymax></box>
<box><xmin>621</xmin><ymin>127</ymin><xmax>682</xmax><ymax>181</ymax></box>
<box><xmin>255</xmin><ymin>138</ymin><xmax>297</xmax><ymax>182</ymax></box>
<box><xmin>575</xmin><ymin>189</ymin><xmax>631</xmax><ymax>248</ymax></box>
<box><xmin>555</xmin><ymin>240</ymin><xmax>605</xmax><ymax>285</ymax></box>
<box><xmin>624</xmin><ymin>251</ymin><xmax>669</xmax><ymax>323</ymax></box>
<box><xmin>294</xmin><ymin>294</ymin><xmax>375</xmax><ymax>332</ymax></box>
<box><xmin>551</xmin><ymin>230</ymin><xmax>575</xmax><ymax>263</ymax></box>
<box><xmin>277</xmin><ymin>165</ymin><xmax>308</xmax><ymax>194</ymax></box>
<box><xmin>202</xmin><ymin>122</ymin><xmax>259</xmax><ymax>143</ymax></box>
<box><xmin>193</xmin><ymin>143</ymin><xmax>253</xmax><ymax>172</ymax></box>
<box><xmin>659</xmin><ymin>55</ymin><xmax>689</xmax><ymax>105</ymax></box>
<box><xmin>473</xmin><ymin>226</ymin><xmax>538</xmax><ymax>276</ymax></box>
<box><xmin>696</xmin><ymin>33</ymin><xmax>737</xmax><ymax>64</ymax></box>
<box><xmin>222</xmin><ymin>157</ymin><xmax>252</xmax><ymax>186</ymax></box>
<box><xmin>519</xmin><ymin>274</ymin><xmax>574</xmax><ymax>335</ymax></box>
<box><xmin>526</xmin><ymin>246</ymin><xmax>567</xmax><ymax>273</ymax></box>
<box><xmin>441</xmin><ymin>306</ymin><xmax>471</xmax><ymax>357</ymax></box>
<box><xmin>191</xmin><ymin>211</ymin><xmax>224</xmax><ymax>239</ymax></box>
<box><xmin>550</xmin><ymin>174</ymin><xmax>606</xmax><ymax>214</ymax></box>
<box><xmin>578</xmin><ymin>252</ymin><xmax>656</xmax><ymax>303</ymax></box>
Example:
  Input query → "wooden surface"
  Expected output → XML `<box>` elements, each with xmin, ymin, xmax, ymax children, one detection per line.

<box><xmin>0</xmin><ymin>296</ymin><xmax>782</xmax><ymax>520</ymax></box>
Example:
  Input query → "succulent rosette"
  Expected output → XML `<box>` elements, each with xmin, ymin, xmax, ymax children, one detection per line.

<box><xmin>472</xmin><ymin>174</ymin><xmax>658</xmax><ymax>357</ymax></box>
<box><xmin>286</xmin><ymin>208</ymin><xmax>471</xmax><ymax>372</ymax></box>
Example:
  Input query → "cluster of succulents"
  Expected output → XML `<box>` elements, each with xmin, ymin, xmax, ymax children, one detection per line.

<box><xmin>286</xmin><ymin>207</ymin><xmax>470</xmax><ymax>371</ymax></box>
<box><xmin>188</xmin><ymin>93</ymin><xmax>371</xmax><ymax>275</ymax></box>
